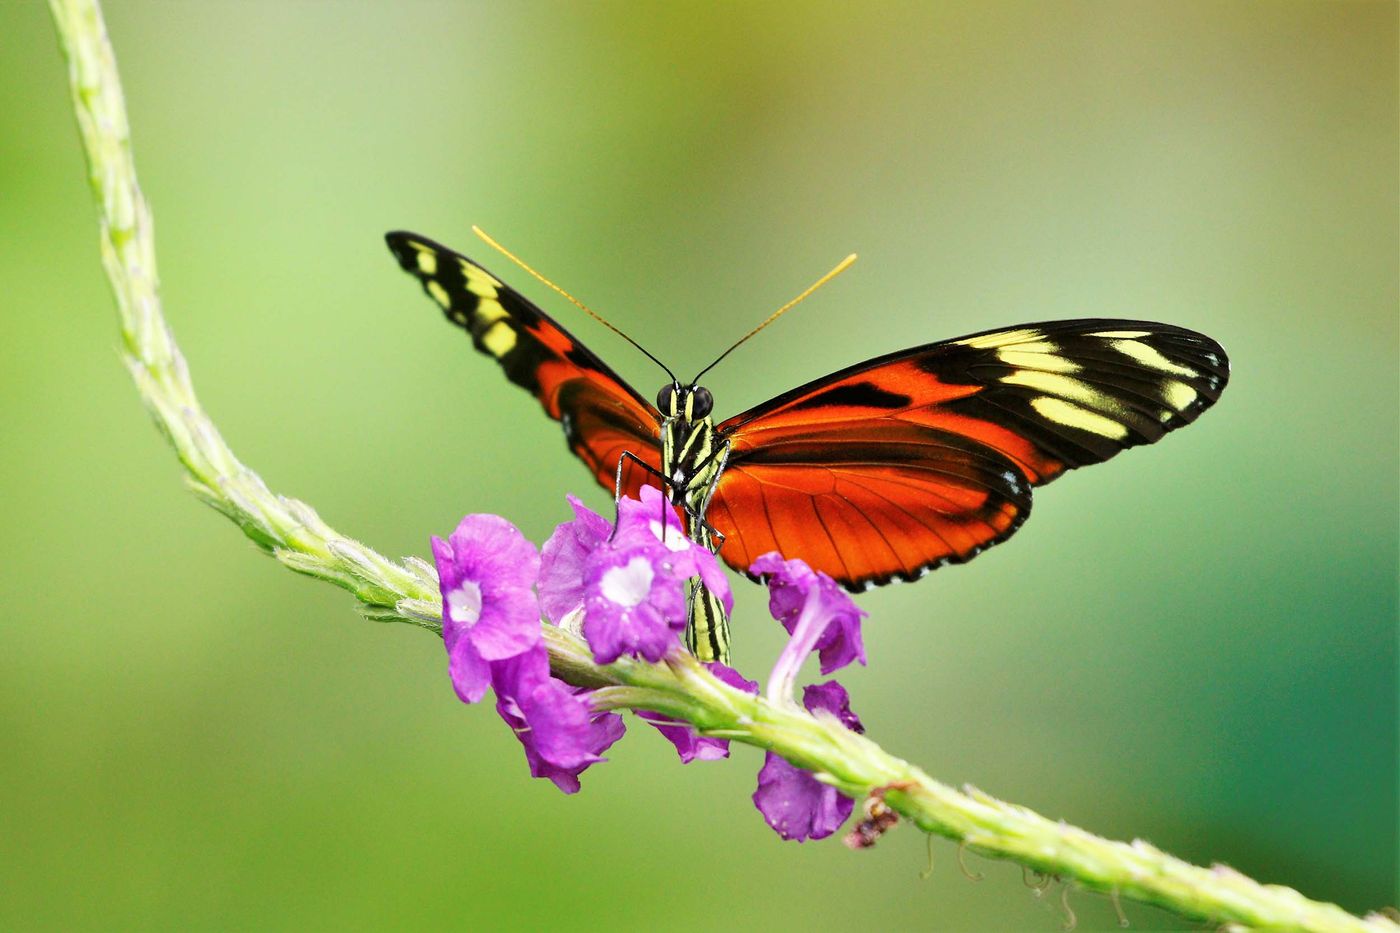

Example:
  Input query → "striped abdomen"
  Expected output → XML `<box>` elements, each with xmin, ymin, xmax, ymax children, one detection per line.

<box><xmin>661</xmin><ymin>415</ymin><xmax>733</xmax><ymax>662</ymax></box>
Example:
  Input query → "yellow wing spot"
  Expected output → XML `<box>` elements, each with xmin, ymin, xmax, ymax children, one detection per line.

<box><xmin>1010</xmin><ymin>340</ymin><xmax>1059</xmax><ymax>354</ymax></box>
<box><xmin>1162</xmin><ymin>379</ymin><xmax>1198</xmax><ymax>411</ymax></box>
<box><xmin>959</xmin><ymin>328</ymin><xmax>1042</xmax><ymax>349</ymax></box>
<box><xmin>461</xmin><ymin>260</ymin><xmax>503</xmax><ymax>297</ymax></box>
<box><xmin>481</xmin><ymin>320</ymin><xmax>517</xmax><ymax>357</ymax></box>
<box><xmin>1031</xmin><ymin>397</ymin><xmax>1129</xmax><ymax>439</ymax></box>
<box><xmin>1112</xmin><ymin>339</ymin><xmax>1196</xmax><ymax>377</ymax></box>
<box><xmin>412</xmin><ymin>246</ymin><xmax>438</xmax><ymax>276</ymax></box>
<box><xmin>997</xmin><ymin>344</ymin><xmax>1080</xmax><ymax>373</ymax></box>
<box><xmin>426</xmin><ymin>280</ymin><xmax>452</xmax><ymax>308</ymax></box>
<box><xmin>476</xmin><ymin>296</ymin><xmax>509</xmax><ymax>326</ymax></box>
<box><xmin>1088</xmin><ymin>329</ymin><xmax>1150</xmax><ymax>339</ymax></box>
<box><xmin>1001</xmin><ymin>369</ymin><xmax>1125</xmax><ymax>415</ymax></box>
<box><xmin>465</xmin><ymin>271</ymin><xmax>500</xmax><ymax>301</ymax></box>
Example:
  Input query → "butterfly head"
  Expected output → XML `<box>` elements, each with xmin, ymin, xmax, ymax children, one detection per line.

<box><xmin>657</xmin><ymin>382</ymin><xmax>713</xmax><ymax>422</ymax></box>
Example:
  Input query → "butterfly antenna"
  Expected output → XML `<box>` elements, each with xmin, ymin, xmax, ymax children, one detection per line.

<box><xmin>692</xmin><ymin>252</ymin><xmax>857</xmax><ymax>384</ymax></box>
<box><xmin>472</xmin><ymin>225</ymin><xmax>677</xmax><ymax>383</ymax></box>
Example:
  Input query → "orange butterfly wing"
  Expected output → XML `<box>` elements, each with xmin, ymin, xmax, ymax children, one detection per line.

<box><xmin>385</xmin><ymin>232</ymin><xmax>662</xmax><ymax>495</ymax></box>
<box><xmin>710</xmin><ymin>320</ymin><xmax>1228</xmax><ymax>589</ymax></box>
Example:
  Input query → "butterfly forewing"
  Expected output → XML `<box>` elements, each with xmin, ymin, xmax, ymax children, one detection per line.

<box><xmin>930</xmin><ymin>321</ymin><xmax>1228</xmax><ymax>479</ymax></box>
<box><xmin>385</xmin><ymin>232</ymin><xmax>664</xmax><ymax>495</ymax></box>
<box><xmin>711</xmin><ymin>320</ymin><xmax>1228</xmax><ymax>590</ymax></box>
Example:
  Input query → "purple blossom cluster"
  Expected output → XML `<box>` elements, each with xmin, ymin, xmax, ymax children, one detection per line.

<box><xmin>433</xmin><ymin>514</ymin><xmax>622</xmax><ymax>793</ymax></box>
<box><xmin>432</xmin><ymin>487</ymin><xmax>868</xmax><ymax>840</ymax></box>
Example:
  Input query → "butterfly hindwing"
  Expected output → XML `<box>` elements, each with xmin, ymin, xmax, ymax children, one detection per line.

<box><xmin>711</xmin><ymin>320</ymin><xmax>1228</xmax><ymax>589</ymax></box>
<box><xmin>385</xmin><ymin>232</ymin><xmax>663</xmax><ymax>494</ymax></box>
<box><xmin>705</xmin><ymin>419</ymin><xmax>1032</xmax><ymax>588</ymax></box>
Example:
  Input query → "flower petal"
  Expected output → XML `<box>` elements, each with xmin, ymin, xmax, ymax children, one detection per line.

<box><xmin>434</xmin><ymin>515</ymin><xmax>542</xmax><ymax>660</ymax></box>
<box><xmin>539</xmin><ymin>495</ymin><xmax>613</xmax><ymax>624</ymax></box>
<box><xmin>803</xmin><ymin>680</ymin><xmax>864</xmax><ymax>734</ymax></box>
<box><xmin>642</xmin><ymin>714</ymin><xmax>732</xmax><ymax>763</ymax></box>
<box><xmin>750</xmin><ymin>551</ymin><xmax>818</xmax><ymax>632</ymax></box>
<box><xmin>757</xmin><ymin>552</ymin><xmax>867</xmax><ymax>702</ymax></box>
<box><xmin>810</xmin><ymin>577</ymin><xmax>865</xmax><ymax>675</ymax></box>
<box><xmin>691</xmin><ymin>547</ymin><xmax>734</xmax><ymax>615</ymax></box>
<box><xmin>491</xmin><ymin>647</ymin><xmax>626</xmax><ymax>793</ymax></box>
<box><xmin>445</xmin><ymin>513</ymin><xmax>540</xmax><ymax>592</ymax></box>
<box><xmin>469</xmin><ymin>585</ymin><xmax>545</xmax><ymax>660</ymax></box>
<box><xmin>583</xmin><ymin>544</ymin><xmax>687</xmax><ymax>664</ymax></box>
<box><xmin>643</xmin><ymin>661</ymin><xmax>758</xmax><ymax>762</ymax></box>
<box><xmin>753</xmin><ymin>674</ymin><xmax>862</xmax><ymax>840</ymax></box>
<box><xmin>434</xmin><ymin>515</ymin><xmax>544</xmax><ymax>698</ymax></box>
<box><xmin>446</xmin><ymin>627</ymin><xmax>490</xmax><ymax>704</ymax></box>
<box><xmin>753</xmin><ymin>752</ymin><xmax>854</xmax><ymax>842</ymax></box>
<box><xmin>614</xmin><ymin>485</ymin><xmax>687</xmax><ymax>552</ymax></box>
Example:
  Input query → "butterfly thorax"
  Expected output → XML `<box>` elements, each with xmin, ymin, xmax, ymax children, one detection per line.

<box><xmin>656</xmin><ymin>382</ymin><xmax>731</xmax><ymax>524</ymax></box>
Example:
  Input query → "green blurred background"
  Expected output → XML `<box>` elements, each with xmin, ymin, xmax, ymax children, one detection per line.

<box><xmin>2</xmin><ymin>2</ymin><xmax>1394</xmax><ymax>929</ymax></box>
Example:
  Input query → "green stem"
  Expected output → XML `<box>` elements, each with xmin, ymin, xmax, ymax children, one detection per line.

<box><xmin>47</xmin><ymin>1</ymin><xmax>1394</xmax><ymax>930</ymax></box>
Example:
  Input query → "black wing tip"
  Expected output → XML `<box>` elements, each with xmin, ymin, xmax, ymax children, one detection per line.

<box><xmin>1004</xmin><ymin>318</ymin><xmax>1231</xmax><ymax>371</ymax></box>
<box><xmin>384</xmin><ymin>229</ymin><xmax>468</xmax><ymax>263</ymax></box>
<box><xmin>384</xmin><ymin>229</ymin><xmax>422</xmax><ymax>249</ymax></box>
<box><xmin>384</xmin><ymin>228</ymin><xmax>438</xmax><ymax>248</ymax></box>
<box><xmin>1009</xmin><ymin>320</ymin><xmax>1231</xmax><ymax>459</ymax></box>
<box><xmin>384</xmin><ymin>230</ymin><xmax>502</xmax><ymax>285</ymax></box>
<box><xmin>383</xmin><ymin>230</ymin><xmax>425</xmax><ymax>271</ymax></box>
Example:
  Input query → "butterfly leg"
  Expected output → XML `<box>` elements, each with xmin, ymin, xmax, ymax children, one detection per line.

<box><xmin>614</xmin><ymin>450</ymin><xmax>670</xmax><ymax>503</ymax></box>
<box><xmin>672</xmin><ymin>512</ymin><xmax>725</xmax><ymax>551</ymax></box>
<box><xmin>672</xmin><ymin>444</ymin><xmax>730</xmax><ymax>553</ymax></box>
<box><xmin>612</xmin><ymin>450</ymin><xmax>687</xmax><ymax>545</ymax></box>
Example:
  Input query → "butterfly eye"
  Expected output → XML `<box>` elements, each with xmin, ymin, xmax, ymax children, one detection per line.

<box><xmin>656</xmin><ymin>383</ymin><xmax>677</xmax><ymax>414</ymax></box>
<box><xmin>689</xmin><ymin>386</ymin><xmax>713</xmax><ymax>418</ymax></box>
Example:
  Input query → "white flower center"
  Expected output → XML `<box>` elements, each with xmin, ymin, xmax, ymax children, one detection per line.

<box><xmin>600</xmin><ymin>556</ymin><xmax>655</xmax><ymax>609</ymax></box>
<box><xmin>446</xmin><ymin>580</ymin><xmax>483</xmax><ymax>626</ymax></box>
<box><xmin>650</xmin><ymin>518</ymin><xmax>689</xmax><ymax>552</ymax></box>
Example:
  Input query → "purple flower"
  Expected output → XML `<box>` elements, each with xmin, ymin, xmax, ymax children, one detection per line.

<box><xmin>432</xmin><ymin>507</ymin><xmax>629</xmax><ymax>793</ymax></box>
<box><xmin>432</xmin><ymin>514</ymin><xmax>542</xmax><ymax>704</ymax></box>
<box><xmin>538</xmin><ymin>494</ymin><xmax>613</xmax><ymax>625</ymax></box>
<box><xmin>614</xmin><ymin>484</ymin><xmax>690</xmax><ymax>551</ymax></box>
<box><xmin>752</xmin><ymin>679</ymin><xmax>862</xmax><ymax>842</ymax></box>
<box><xmin>642</xmin><ymin>715</ymin><xmax>730</xmax><ymax>763</ymax></box>
<box><xmin>802</xmin><ymin>680</ymin><xmax>864</xmax><ymax>733</ymax></box>
<box><xmin>643</xmin><ymin>662</ymin><xmax>758</xmax><ymax>763</ymax></box>
<box><xmin>753</xmin><ymin>757</ymin><xmax>854</xmax><ymax>842</ymax></box>
<box><xmin>537</xmin><ymin>488</ymin><xmax>733</xmax><ymax>666</ymax></box>
<box><xmin>491</xmin><ymin>646</ymin><xmax>626</xmax><ymax>794</ymax></box>
<box><xmin>751</xmin><ymin>552</ymin><xmax>866</xmax><ymax>703</ymax></box>
<box><xmin>583</xmin><ymin>544</ymin><xmax>688</xmax><ymax>664</ymax></box>
<box><xmin>615</xmin><ymin>486</ymin><xmax>733</xmax><ymax>616</ymax></box>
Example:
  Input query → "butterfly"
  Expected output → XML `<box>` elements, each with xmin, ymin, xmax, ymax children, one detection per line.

<box><xmin>387</xmin><ymin>230</ymin><xmax>1229</xmax><ymax>663</ymax></box>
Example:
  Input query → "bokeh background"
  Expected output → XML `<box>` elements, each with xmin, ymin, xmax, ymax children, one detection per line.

<box><xmin>2</xmin><ymin>2</ymin><xmax>1395</xmax><ymax>930</ymax></box>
